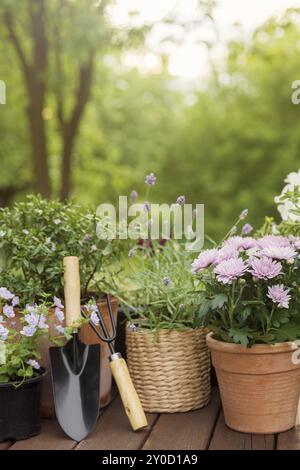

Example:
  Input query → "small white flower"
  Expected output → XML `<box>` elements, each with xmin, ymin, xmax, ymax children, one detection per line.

<box><xmin>54</xmin><ymin>218</ymin><xmax>61</xmax><ymax>225</ymax></box>
<box><xmin>22</xmin><ymin>229</ymin><xmax>29</xmax><ymax>235</ymax></box>
<box><xmin>0</xmin><ymin>231</ymin><xmax>5</xmax><ymax>238</ymax></box>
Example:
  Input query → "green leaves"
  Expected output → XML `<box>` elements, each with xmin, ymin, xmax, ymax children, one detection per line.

<box><xmin>211</xmin><ymin>294</ymin><xmax>228</xmax><ymax>310</ymax></box>
<box><xmin>0</xmin><ymin>195</ymin><xmax>125</xmax><ymax>305</ymax></box>
<box><xmin>229</xmin><ymin>328</ymin><xmax>253</xmax><ymax>347</ymax></box>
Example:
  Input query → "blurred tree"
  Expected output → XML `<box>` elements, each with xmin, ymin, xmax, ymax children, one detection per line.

<box><xmin>1</xmin><ymin>0</ymin><xmax>145</xmax><ymax>199</ymax></box>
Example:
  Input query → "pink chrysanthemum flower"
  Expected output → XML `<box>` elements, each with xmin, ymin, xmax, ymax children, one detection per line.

<box><xmin>192</xmin><ymin>249</ymin><xmax>218</xmax><ymax>273</ymax></box>
<box><xmin>216</xmin><ymin>245</ymin><xmax>240</xmax><ymax>263</ymax></box>
<box><xmin>257</xmin><ymin>235</ymin><xmax>291</xmax><ymax>249</ymax></box>
<box><xmin>223</xmin><ymin>236</ymin><xmax>257</xmax><ymax>251</ymax></box>
<box><xmin>249</xmin><ymin>256</ymin><xmax>282</xmax><ymax>280</ymax></box>
<box><xmin>261</xmin><ymin>245</ymin><xmax>297</xmax><ymax>261</ymax></box>
<box><xmin>267</xmin><ymin>284</ymin><xmax>291</xmax><ymax>309</ymax></box>
<box><xmin>214</xmin><ymin>258</ymin><xmax>248</xmax><ymax>284</ymax></box>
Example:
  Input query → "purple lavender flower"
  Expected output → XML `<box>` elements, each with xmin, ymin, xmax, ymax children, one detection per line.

<box><xmin>128</xmin><ymin>247</ymin><xmax>135</xmax><ymax>257</ymax></box>
<box><xmin>128</xmin><ymin>323</ymin><xmax>137</xmax><ymax>332</ymax></box>
<box><xmin>0</xmin><ymin>324</ymin><xmax>9</xmax><ymax>341</ymax></box>
<box><xmin>0</xmin><ymin>287</ymin><xmax>14</xmax><ymax>300</ymax></box>
<box><xmin>257</xmin><ymin>235</ymin><xmax>291</xmax><ymax>249</ymax></box>
<box><xmin>145</xmin><ymin>173</ymin><xmax>156</xmax><ymax>186</ymax></box>
<box><xmin>11</xmin><ymin>321</ymin><xmax>16</xmax><ymax>327</ymax></box>
<box><xmin>3</xmin><ymin>304</ymin><xmax>15</xmax><ymax>318</ymax></box>
<box><xmin>267</xmin><ymin>284</ymin><xmax>291</xmax><ymax>309</ymax></box>
<box><xmin>26</xmin><ymin>359</ymin><xmax>40</xmax><ymax>370</ymax></box>
<box><xmin>176</xmin><ymin>195</ymin><xmax>186</xmax><ymax>206</ymax></box>
<box><xmin>239</xmin><ymin>209</ymin><xmax>249</xmax><ymax>220</ymax></box>
<box><xmin>162</xmin><ymin>276</ymin><xmax>172</xmax><ymax>286</ymax></box>
<box><xmin>12</xmin><ymin>296</ymin><xmax>19</xmax><ymax>307</ymax></box>
<box><xmin>20</xmin><ymin>325</ymin><xmax>37</xmax><ymax>337</ymax></box>
<box><xmin>262</xmin><ymin>245</ymin><xmax>297</xmax><ymax>261</ymax></box>
<box><xmin>130</xmin><ymin>190</ymin><xmax>138</xmax><ymax>203</ymax></box>
<box><xmin>55</xmin><ymin>325</ymin><xmax>65</xmax><ymax>335</ymax></box>
<box><xmin>53</xmin><ymin>296</ymin><xmax>64</xmax><ymax>309</ymax></box>
<box><xmin>249</xmin><ymin>256</ymin><xmax>282</xmax><ymax>280</ymax></box>
<box><xmin>143</xmin><ymin>201</ymin><xmax>151</xmax><ymax>213</ymax></box>
<box><xmin>84</xmin><ymin>234</ymin><xmax>92</xmax><ymax>242</ymax></box>
<box><xmin>242</xmin><ymin>223</ymin><xmax>253</xmax><ymax>235</ymax></box>
<box><xmin>191</xmin><ymin>249</ymin><xmax>218</xmax><ymax>273</ymax></box>
<box><xmin>55</xmin><ymin>307</ymin><xmax>64</xmax><ymax>323</ymax></box>
<box><xmin>214</xmin><ymin>258</ymin><xmax>248</xmax><ymax>284</ymax></box>
<box><xmin>91</xmin><ymin>311</ymin><xmax>99</xmax><ymax>326</ymax></box>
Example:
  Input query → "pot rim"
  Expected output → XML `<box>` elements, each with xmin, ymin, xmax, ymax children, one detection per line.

<box><xmin>206</xmin><ymin>332</ymin><xmax>299</xmax><ymax>354</ymax></box>
<box><xmin>126</xmin><ymin>322</ymin><xmax>205</xmax><ymax>334</ymax></box>
<box><xmin>0</xmin><ymin>367</ymin><xmax>48</xmax><ymax>389</ymax></box>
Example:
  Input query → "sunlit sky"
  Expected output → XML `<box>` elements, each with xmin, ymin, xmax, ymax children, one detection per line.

<box><xmin>108</xmin><ymin>0</ymin><xmax>299</xmax><ymax>79</ymax></box>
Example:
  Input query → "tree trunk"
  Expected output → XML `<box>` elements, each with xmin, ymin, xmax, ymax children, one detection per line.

<box><xmin>27</xmin><ymin>86</ymin><xmax>50</xmax><ymax>197</ymax></box>
<box><xmin>59</xmin><ymin>56</ymin><xmax>94</xmax><ymax>201</ymax></box>
<box><xmin>4</xmin><ymin>0</ymin><xmax>50</xmax><ymax>198</ymax></box>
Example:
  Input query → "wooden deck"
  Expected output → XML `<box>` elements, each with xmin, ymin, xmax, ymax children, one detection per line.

<box><xmin>1</xmin><ymin>387</ymin><xmax>300</xmax><ymax>451</ymax></box>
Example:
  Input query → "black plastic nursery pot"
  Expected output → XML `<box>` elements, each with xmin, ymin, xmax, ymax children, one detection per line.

<box><xmin>0</xmin><ymin>368</ymin><xmax>47</xmax><ymax>441</ymax></box>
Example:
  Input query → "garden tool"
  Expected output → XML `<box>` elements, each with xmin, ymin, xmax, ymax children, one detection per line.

<box><xmin>50</xmin><ymin>256</ymin><xmax>100</xmax><ymax>441</ymax></box>
<box><xmin>82</xmin><ymin>294</ymin><xmax>148</xmax><ymax>431</ymax></box>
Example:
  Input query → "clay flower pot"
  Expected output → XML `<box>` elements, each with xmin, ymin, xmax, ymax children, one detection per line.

<box><xmin>207</xmin><ymin>332</ymin><xmax>300</xmax><ymax>434</ymax></box>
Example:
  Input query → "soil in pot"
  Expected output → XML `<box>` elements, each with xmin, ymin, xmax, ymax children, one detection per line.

<box><xmin>0</xmin><ymin>369</ymin><xmax>47</xmax><ymax>441</ymax></box>
<box><xmin>207</xmin><ymin>333</ymin><xmax>300</xmax><ymax>434</ymax></box>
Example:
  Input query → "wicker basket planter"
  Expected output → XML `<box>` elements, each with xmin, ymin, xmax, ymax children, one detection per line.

<box><xmin>126</xmin><ymin>325</ymin><xmax>211</xmax><ymax>413</ymax></box>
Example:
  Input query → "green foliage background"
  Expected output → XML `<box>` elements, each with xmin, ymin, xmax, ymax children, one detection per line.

<box><xmin>1</xmin><ymin>3</ymin><xmax>300</xmax><ymax>239</ymax></box>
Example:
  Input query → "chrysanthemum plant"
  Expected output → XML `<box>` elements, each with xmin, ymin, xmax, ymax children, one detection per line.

<box><xmin>193</xmin><ymin>211</ymin><xmax>300</xmax><ymax>346</ymax></box>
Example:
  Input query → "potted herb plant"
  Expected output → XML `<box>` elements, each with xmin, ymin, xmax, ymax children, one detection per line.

<box><xmin>193</xmin><ymin>212</ymin><xmax>300</xmax><ymax>433</ymax></box>
<box><xmin>0</xmin><ymin>195</ymin><xmax>126</xmax><ymax>415</ymax></box>
<box><xmin>0</xmin><ymin>291</ymin><xmax>60</xmax><ymax>441</ymax></box>
<box><xmin>117</xmin><ymin>240</ymin><xmax>211</xmax><ymax>413</ymax></box>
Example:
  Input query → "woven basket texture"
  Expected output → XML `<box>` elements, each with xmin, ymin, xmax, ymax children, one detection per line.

<box><xmin>126</xmin><ymin>326</ymin><xmax>211</xmax><ymax>413</ymax></box>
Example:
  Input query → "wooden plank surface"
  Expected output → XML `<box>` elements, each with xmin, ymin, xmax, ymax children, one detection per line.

<box><xmin>0</xmin><ymin>441</ymin><xmax>13</xmax><ymax>450</ymax></box>
<box><xmin>277</xmin><ymin>400</ymin><xmax>300</xmax><ymax>450</ymax></box>
<box><xmin>209</xmin><ymin>412</ymin><xmax>274</xmax><ymax>450</ymax></box>
<box><xmin>75</xmin><ymin>396</ymin><xmax>158</xmax><ymax>450</ymax></box>
<box><xmin>9</xmin><ymin>420</ymin><xmax>76</xmax><ymax>451</ymax></box>
<box><xmin>142</xmin><ymin>388</ymin><xmax>221</xmax><ymax>450</ymax></box>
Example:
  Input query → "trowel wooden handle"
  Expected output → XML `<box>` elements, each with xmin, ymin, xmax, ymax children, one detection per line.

<box><xmin>110</xmin><ymin>355</ymin><xmax>148</xmax><ymax>431</ymax></box>
<box><xmin>63</xmin><ymin>256</ymin><xmax>81</xmax><ymax>327</ymax></box>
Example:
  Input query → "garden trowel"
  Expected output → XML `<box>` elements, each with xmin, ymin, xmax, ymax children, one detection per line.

<box><xmin>50</xmin><ymin>256</ymin><xmax>100</xmax><ymax>441</ymax></box>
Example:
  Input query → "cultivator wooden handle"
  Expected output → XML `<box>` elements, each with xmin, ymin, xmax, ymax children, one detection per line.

<box><xmin>63</xmin><ymin>256</ymin><xmax>81</xmax><ymax>327</ymax></box>
<box><xmin>110</xmin><ymin>353</ymin><xmax>148</xmax><ymax>431</ymax></box>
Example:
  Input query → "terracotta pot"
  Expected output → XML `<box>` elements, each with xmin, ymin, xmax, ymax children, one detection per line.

<box><xmin>7</xmin><ymin>297</ymin><xmax>118</xmax><ymax>417</ymax></box>
<box><xmin>207</xmin><ymin>332</ymin><xmax>300</xmax><ymax>434</ymax></box>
